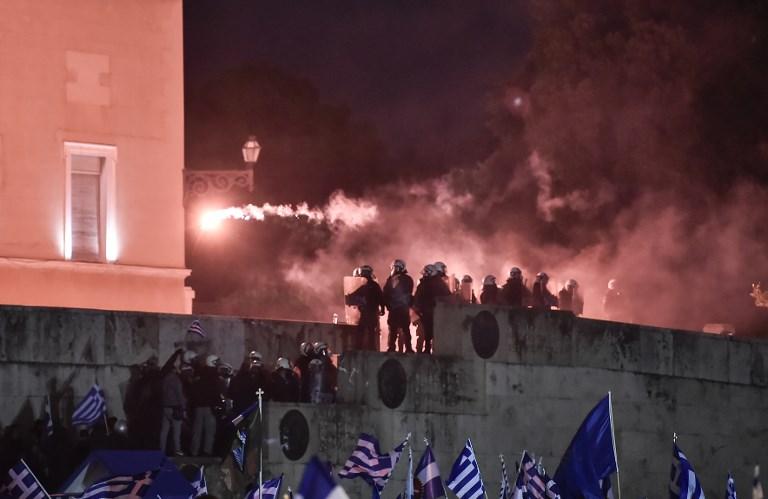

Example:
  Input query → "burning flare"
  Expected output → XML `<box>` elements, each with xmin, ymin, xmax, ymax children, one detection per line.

<box><xmin>200</xmin><ymin>191</ymin><xmax>378</xmax><ymax>231</ymax></box>
<box><xmin>751</xmin><ymin>283</ymin><xmax>768</xmax><ymax>308</ymax></box>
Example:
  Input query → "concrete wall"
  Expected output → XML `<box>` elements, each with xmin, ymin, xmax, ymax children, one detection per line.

<box><xmin>0</xmin><ymin>0</ymin><xmax>190</xmax><ymax>313</ymax></box>
<box><xmin>1</xmin><ymin>303</ymin><xmax>766</xmax><ymax>498</ymax></box>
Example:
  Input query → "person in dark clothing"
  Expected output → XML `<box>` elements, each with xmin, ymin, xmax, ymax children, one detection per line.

<box><xmin>228</xmin><ymin>351</ymin><xmax>271</xmax><ymax>415</ymax></box>
<box><xmin>501</xmin><ymin>267</ymin><xmax>531</xmax><ymax>307</ymax></box>
<box><xmin>531</xmin><ymin>272</ymin><xmax>558</xmax><ymax>310</ymax></box>
<box><xmin>456</xmin><ymin>275</ymin><xmax>478</xmax><ymax>304</ymax></box>
<box><xmin>189</xmin><ymin>355</ymin><xmax>224</xmax><ymax>456</ymax></box>
<box><xmin>383</xmin><ymin>259</ymin><xmax>415</xmax><ymax>353</ymax></box>
<box><xmin>294</xmin><ymin>342</ymin><xmax>315</xmax><ymax>402</ymax></box>
<box><xmin>480</xmin><ymin>275</ymin><xmax>501</xmax><ymax>305</ymax></box>
<box><xmin>344</xmin><ymin>264</ymin><xmax>385</xmax><ymax>351</ymax></box>
<box><xmin>413</xmin><ymin>264</ymin><xmax>451</xmax><ymax>354</ymax></box>
<box><xmin>602</xmin><ymin>278</ymin><xmax>626</xmax><ymax>321</ymax></box>
<box><xmin>271</xmin><ymin>357</ymin><xmax>301</xmax><ymax>402</ymax></box>
<box><xmin>159</xmin><ymin>349</ymin><xmax>187</xmax><ymax>455</ymax></box>
<box><xmin>558</xmin><ymin>279</ymin><xmax>584</xmax><ymax>316</ymax></box>
<box><xmin>308</xmin><ymin>342</ymin><xmax>337</xmax><ymax>403</ymax></box>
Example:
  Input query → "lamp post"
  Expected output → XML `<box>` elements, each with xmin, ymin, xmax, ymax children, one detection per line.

<box><xmin>242</xmin><ymin>135</ymin><xmax>261</xmax><ymax>164</ymax></box>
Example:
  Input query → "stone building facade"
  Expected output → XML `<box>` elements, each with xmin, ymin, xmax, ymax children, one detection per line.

<box><xmin>0</xmin><ymin>0</ymin><xmax>191</xmax><ymax>313</ymax></box>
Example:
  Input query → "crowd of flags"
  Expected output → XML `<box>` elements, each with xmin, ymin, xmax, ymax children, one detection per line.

<box><xmin>2</xmin><ymin>387</ymin><xmax>765</xmax><ymax>499</ymax></box>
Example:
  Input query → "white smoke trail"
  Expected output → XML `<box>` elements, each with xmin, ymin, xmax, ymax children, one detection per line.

<box><xmin>200</xmin><ymin>190</ymin><xmax>378</xmax><ymax>230</ymax></box>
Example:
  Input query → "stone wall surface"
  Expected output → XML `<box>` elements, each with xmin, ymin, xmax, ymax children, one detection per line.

<box><xmin>1</xmin><ymin>303</ymin><xmax>767</xmax><ymax>498</ymax></box>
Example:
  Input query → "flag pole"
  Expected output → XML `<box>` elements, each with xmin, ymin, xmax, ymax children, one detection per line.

<box><xmin>103</xmin><ymin>411</ymin><xmax>110</xmax><ymax>436</ymax></box>
<box><xmin>257</xmin><ymin>388</ymin><xmax>264</xmax><ymax>499</ymax></box>
<box><xmin>21</xmin><ymin>458</ymin><xmax>52</xmax><ymax>499</ymax></box>
<box><xmin>608</xmin><ymin>391</ymin><xmax>621</xmax><ymax>499</ymax></box>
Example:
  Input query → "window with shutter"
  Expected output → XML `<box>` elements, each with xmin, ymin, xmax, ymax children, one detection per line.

<box><xmin>64</xmin><ymin>142</ymin><xmax>117</xmax><ymax>262</ymax></box>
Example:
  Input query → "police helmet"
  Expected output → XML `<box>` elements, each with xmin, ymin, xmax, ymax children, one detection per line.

<box><xmin>205</xmin><ymin>355</ymin><xmax>220</xmax><ymax>367</ymax></box>
<box><xmin>535</xmin><ymin>272</ymin><xmax>549</xmax><ymax>283</ymax></box>
<box><xmin>461</xmin><ymin>274</ymin><xmax>473</xmax><ymax>284</ymax></box>
<box><xmin>483</xmin><ymin>275</ymin><xmax>497</xmax><ymax>286</ymax></box>
<box><xmin>391</xmin><ymin>259</ymin><xmax>406</xmax><ymax>274</ymax></box>
<box><xmin>433</xmin><ymin>261</ymin><xmax>447</xmax><ymax>276</ymax></box>
<box><xmin>300</xmin><ymin>341</ymin><xmax>314</xmax><ymax>356</ymax></box>
<box><xmin>359</xmin><ymin>265</ymin><xmax>374</xmax><ymax>278</ymax></box>
<box><xmin>509</xmin><ymin>267</ymin><xmax>522</xmax><ymax>278</ymax></box>
<box><xmin>566</xmin><ymin>279</ymin><xmax>578</xmax><ymax>289</ymax></box>
<box><xmin>422</xmin><ymin>264</ymin><xmax>436</xmax><ymax>277</ymax></box>
<box><xmin>313</xmin><ymin>341</ymin><xmax>328</xmax><ymax>355</ymax></box>
<box><xmin>277</xmin><ymin>357</ymin><xmax>291</xmax><ymax>370</ymax></box>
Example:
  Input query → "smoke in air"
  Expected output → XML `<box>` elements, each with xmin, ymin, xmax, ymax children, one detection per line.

<box><xmin>204</xmin><ymin>2</ymin><xmax>768</xmax><ymax>336</ymax></box>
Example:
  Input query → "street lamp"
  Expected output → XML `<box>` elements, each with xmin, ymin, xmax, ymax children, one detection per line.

<box><xmin>242</xmin><ymin>135</ymin><xmax>261</xmax><ymax>164</ymax></box>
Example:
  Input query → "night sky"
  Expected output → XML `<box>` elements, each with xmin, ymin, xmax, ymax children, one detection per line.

<box><xmin>183</xmin><ymin>0</ymin><xmax>768</xmax><ymax>335</ymax></box>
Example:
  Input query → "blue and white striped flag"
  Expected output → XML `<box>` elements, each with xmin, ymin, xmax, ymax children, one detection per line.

<box><xmin>71</xmin><ymin>384</ymin><xmax>106</xmax><ymax>427</ymax></box>
<box><xmin>446</xmin><ymin>439</ymin><xmax>486</xmax><ymax>499</ymax></box>
<box><xmin>63</xmin><ymin>470</ymin><xmax>156</xmax><ymax>499</ymax></box>
<box><xmin>726</xmin><ymin>472</ymin><xmax>737</xmax><ymax>499</ymax></box>
<box><xmin>43</xmin><ymin>395</ymin><xmax>54</xmax><ymax>437</ymax></box>
<box><xmin>191</xmin><ymin>466</ymin><xmax>208</xmax><ymax>497</ymax></box>
<box><xmin>415</xmin><ymin>445</ymin><xmax>446</xmax><ymax>499</ymax></box>
<box><xmin>338</xmin><ymin>433</ymin><xmax>407</xmax><ymax>498</ymax></box>
<box><xmin>518</xmin><ymin>451</ymin><xmax>561</xmax><ymax>499</ymax></box>
<box><xmin>670</xmin><ymin>443</ymin><xmax>705</xmax><ymax>499</ymax></box>
<box><xmin>187</xmin><ymin>320</ymin><xmax>206</xmax><ymax>338</ymax></box>
<box><xmin>245</xmin><ymin>476</ymin><xmax>283</xmax><ymax>499</ymax></box>
<box><xmin>3</xmin><ymin>460</ymin><xmax>49</xmax><ymax>499</ymax></box>
<box><xmin>499</xmin><ymin>455</ymin><xmax>511</xmax><ymax>499</ymax></box>
<box><xmin>296</xmin><ymin>456</ymin><xmax>350</xmax><ymax>499</ymax></box>
<box><xmin>233</xmin><ymin>428</ymin><xmax>248</xmax><ymax>472</ymax></box>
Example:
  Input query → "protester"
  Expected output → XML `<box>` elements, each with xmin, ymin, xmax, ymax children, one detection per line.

<box><xmin>159</xmin><ymin>349</ymin><xmax>187</xmax><ymax>456</ymax></box>
<box><xmin>189</xmin><ymin>355</ymin><xmax>224</xmax><ymax>457</ymax></box>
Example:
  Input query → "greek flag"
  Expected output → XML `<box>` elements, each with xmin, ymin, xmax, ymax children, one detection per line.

<box><xmin>191</xmin><ymin>466</ymin><xmax>207</xmax><ymax>497</ymax></box>
<box><xmin>63</xmin><ymin>470</ymin><xmax>156</xmax><ymax>499</ymax></box>
<box><xmin>755</xmin><ymin>466</ymin><xmax>764</xmax><ymax>499</ymax></box>
<box><xmin>187</xmin><ymin>320</ymin><xmax>206</xmax><ymax>338</ymax></box>
<box><xmin>71</xmin><ymin>384</ymin><xmax>106</xmax><ymax>427</ymax></box>
<box><xmin>415</xmin><ymin>446</ymin><xmax>446</xmax><ymax>499</ymax></box>
<box><xmin>233</xmin><ymin>428</ymin><xmax>248</xmax><ymax>472</ymax></box>
<box><xmin>670</xmin><ymin>443</ymin><xmax>705</xmax><ymax>499</ymax></box>
<box><xmin>726</xmin><ymin>472</ymin><xmax>737</xmax><ymax>499</ymax></box>
<box><xmin>338</xmin><ymin>433</ymin><xmax>407</xmax><ymax>498</ymax></box>
<box><xmin>3</xmin><ymin>460</ymin><xmax>49</xmax><ymax>499</ymax></box>
<box><xmin>296</xmin><ymin>456</ymin><xmax>350</xmax><ymax>499</ymax></box>
<box><xmin>245</xmin><ymin>476</ymin><xmax>283</xmax><ymax>499</ymax></box>
<box><xmin>519</xmin><ymin>451</ymin><xmax>560</xmax><ymax>499</ymax></box>
<box><xmin>446</xmin><ymin>439</ymin><xmax>486</xmax><ymax>499</ymax></box>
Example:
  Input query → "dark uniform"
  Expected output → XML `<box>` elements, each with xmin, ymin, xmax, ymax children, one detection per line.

<box><xmin>383</xmin><ymin>270</ymin><xmax>414</xmax><ymax>353</ymax></box>
<box><xmin>501</xmin><ymin>277</ymin><xmax>531</xmax><ymax>307</ymax></box>
<box><xmin>345</xmin><ymin>277</ymin><xmax>385</xmax><ymax>351</ymax></box>
<box><xmin>480</xmin><ymin>284</ymin><xmax>501</xmax><ymax>305</ymax></box>
<box><xmin>413</xmin><ymin>275</ymin><xmax>451</xmax><ymax>354</ymax></box>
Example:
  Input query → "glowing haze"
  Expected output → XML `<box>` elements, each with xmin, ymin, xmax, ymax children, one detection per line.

<box><xmin>188</xmin><ymin>1</ymin><xmax>768</xmax><ymax>336</ymax></box>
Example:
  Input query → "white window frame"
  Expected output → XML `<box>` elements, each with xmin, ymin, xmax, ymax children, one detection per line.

<box><xmin>63</xmin><ymin>141</ymin><xmax>118</xmax><ymax>262</ymax></box>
